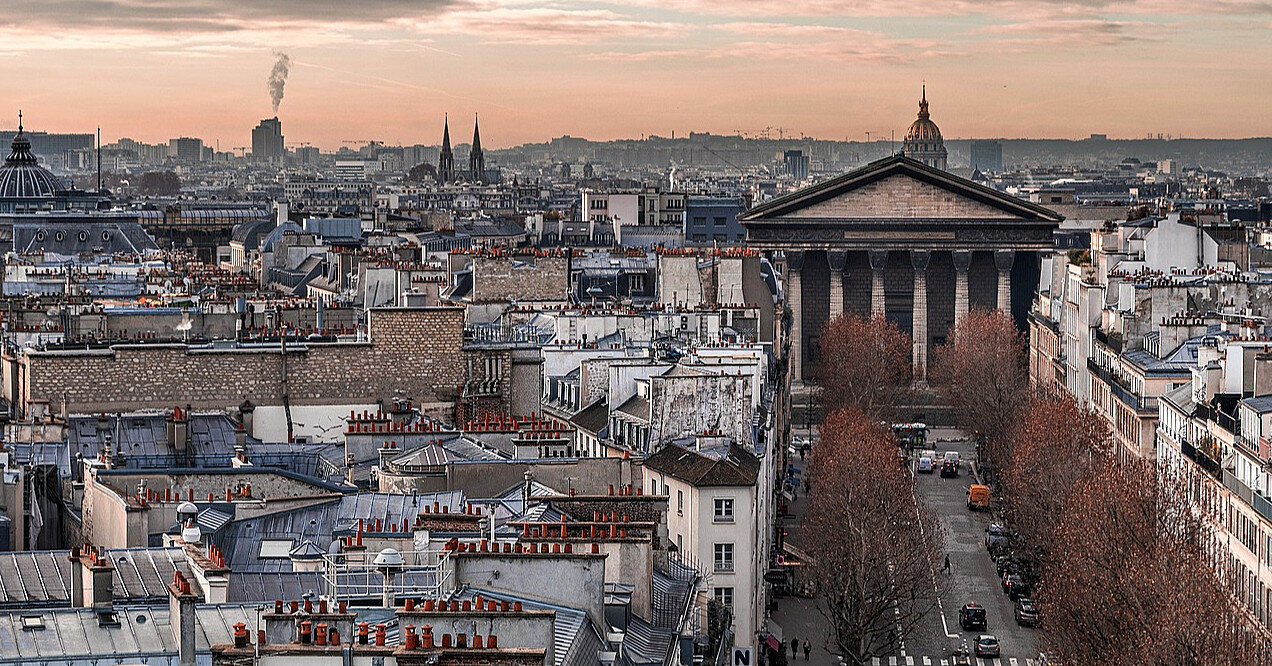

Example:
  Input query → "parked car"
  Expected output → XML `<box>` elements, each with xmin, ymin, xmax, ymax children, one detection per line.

<box><xmin>917</xmin><ymin>456</ymin><xmax>934</xmax><ymax>473</ymax></box>
<box><xmin>975</xmin><ymin>635</ymin><xmax>1001</xmax><ymax>658</ymax></box>
<box><xmin>940</xmin><ymin>459</ymin><xmax>959</xmax><ymax>478</ymax></box>
<box><xmin>1002</xmin><ymin>574</ymin><xmax>1032</xmax><ymax>600</ymax></box>
<box><xmin>985</xmin><ymin>525</ymin><xmax>1009</xmax><ymax>551</ymax></box>
<box><xmin>1015</xmin><ymin>598</ymin><xmax>1039</xmax><ymax>627</ymax></box>
<box><xmin>958</xmin><ymin>602</ymin><xmax>987</xmax><ymax>631</ymax></box>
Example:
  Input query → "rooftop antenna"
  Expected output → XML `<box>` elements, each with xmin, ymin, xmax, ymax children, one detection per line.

<box><xmin>17</xmin><ymin>109</ymin><xmax>22</xmax><ymax>133</ymax></box>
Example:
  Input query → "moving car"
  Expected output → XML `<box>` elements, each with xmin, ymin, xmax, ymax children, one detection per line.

<box><xmin>943</xmin><ymin>451</ymin><xmax>961</xmax><ymax>466</ymax></box>
<box><xmin>940</xmin><ymin>459</ymin><xmax>959</xmax><ymax>478</ymax></box>
<box><xmin>917</xmin><ymin>456</ymin><xmax>934</xmax><ymax>473</ymax></box>
<box><xmin>1015</xmin><ymin>598</ymin><xmax>1039</xmax><ymax>627</ymax></box>
<box><xmin>975</xmin><ymin>635</ymin><xmax>1001</xmax><ymax>658</ymax></box>
<box><xmin>967</xmin><ymin>484</ymin><xmax>990</xmax><ymax>510</ymax></box>
<box><xmin>958</xmin><ymin>602</ymin><xmax>987</xmax><ymax>631</ymax></box>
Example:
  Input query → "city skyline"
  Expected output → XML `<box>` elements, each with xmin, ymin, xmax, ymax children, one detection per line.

<box><xmin>2</xmin><ymin>0</ymin><xmax>1271</xmax><ymax>149</ymax></box>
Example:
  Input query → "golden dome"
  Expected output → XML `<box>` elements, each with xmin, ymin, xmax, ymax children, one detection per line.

<box><xmin>903</xmin><ymin>87</ymin><xmax>943</xmax><ymax>144</ymax></box>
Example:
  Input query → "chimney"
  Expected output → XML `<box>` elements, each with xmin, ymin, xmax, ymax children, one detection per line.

<box><xmin>238</xmin><ymin>399</ymin><xmax>256</xmax><ymax>436</ymax></box>
<box><xmin>68</xmin><ymin>545</ymin><xmax>114</xmax><ymax>609</ymax></box>
<box><xmin>168</xmin><ymin>572</ymin><xmax>200</xmax><ymax>666</ymax></box>
<box><xmin>276</xmin><ymin>200</ymin><xmax>289</xmax><ymax>226</ymax></box>
<box><xmin>168</xmin><ymin>407</ymin><xmax>190</xmax><ymax>454</ymax></box>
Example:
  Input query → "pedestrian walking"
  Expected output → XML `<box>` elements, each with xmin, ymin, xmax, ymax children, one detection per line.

<box><xmin>803</xmin><ymin>642</ymin><xmax>811</xmax><ymax>661</ymax></box>
<box><xmin>799</xmin><ymin>446</ymin><xmax>806</xmax><ymax>461</ymax></box>
<box><xmin>790</xmin><ymin>638</ymin><xmax>799</xmax><ymax>658</ymax></box>
<box><xmin>943</xmin><ymin>554</ymin><xmax>951</xmax><ymax>574</ymax></box>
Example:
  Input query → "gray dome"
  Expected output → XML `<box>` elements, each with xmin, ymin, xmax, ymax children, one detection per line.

<box><xmin>0</xmin><ymin>126</ymin><xmax>62</xmax><ymax>199</ymax></box>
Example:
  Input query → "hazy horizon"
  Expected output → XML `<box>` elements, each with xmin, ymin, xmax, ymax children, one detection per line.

<box><xmin>3</xmin><ymin>0</ymin><xmax>1271</xmax><ymax>151</ymax></box>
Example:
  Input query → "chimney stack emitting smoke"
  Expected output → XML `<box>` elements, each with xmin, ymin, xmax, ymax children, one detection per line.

<box><xmin>268</xmin><ymin>52</ymin><xmax>291</xmax><ymax>113</ymax></box>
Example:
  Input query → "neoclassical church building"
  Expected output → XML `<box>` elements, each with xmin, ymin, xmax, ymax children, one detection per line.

<box><xmin>741</xmin><ymin>90</ymin><xmax>1061</xmax><ymax>384</ymax></box>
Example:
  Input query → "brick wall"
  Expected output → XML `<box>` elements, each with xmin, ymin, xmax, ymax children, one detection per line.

<box><xmin>22</xmin><ymin>308</ymin><xmax>469</xmax><ymax>414</ymax></box>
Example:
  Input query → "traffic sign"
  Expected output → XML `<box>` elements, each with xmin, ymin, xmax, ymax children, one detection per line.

<box><xmin>732</xmin><ymin>646</ymin><xmax>754</xmax><ymax>665</ymax></box>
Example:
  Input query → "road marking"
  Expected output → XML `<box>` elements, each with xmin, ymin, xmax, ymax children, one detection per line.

<box><xmin>907</xmin><ymin>658</ymin><xmax>915</xmax><ymax>665</ymax></box>
<box><xmin>1010</xmin><ymin>659</ymin><xmax>1019</xmax><ymax>666</ymax></box>
<box><xmin>939</xmin><ymin>660</ymin><xmax>948</xmax><ymax>666</ymax></box>
<box><xmin>889</xmin><ymin>657</ymin><xmax>897</xmax><ymax>665</ymax></box>
<box><xmin>922</xmin><ymin>658</ymin><xmax>931</xmax><ymax>665</ymax></box>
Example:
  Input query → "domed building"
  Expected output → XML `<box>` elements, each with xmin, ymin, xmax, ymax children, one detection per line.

<box><xmin>0</xmin><ymin>113</ymin><xmax>104</xmax><ymax>214</ymax></box>
<box><xmin>0</xmin><ymin>119</ymin><xmax>65</xmax><ymax>212</ymax></box>
<box><xmin>901</xmin><ymin>86</ymin><xmax>948</xmax><ymax>171</ymax></box>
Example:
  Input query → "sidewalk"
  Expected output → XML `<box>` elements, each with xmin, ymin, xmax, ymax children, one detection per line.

<box><xmin>772</xmin><ymin>428</ymin><xmax>837</xmax><ymax>663</ymax></box>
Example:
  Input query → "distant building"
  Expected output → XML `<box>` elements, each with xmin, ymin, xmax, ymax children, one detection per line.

<box><xmin>685</xmin><ymin>196</ymin><xmax>746</xmax><ymax>245</ymax></box>
<box><xmin>439</xmin><ymin>116</ymin><xmax>455</xmax><ymax>184</ymax></box>
<box><xmin>294</xmin><ymin>145</ymin><xmax>320</xmax><ymax>165</ymax></box>
<box><xmin>168</xmin><ymin>137</ymin><xmax>205</xmax><ymax>163</ymax></box>
<box><xmin>469</xmin><ymin>115</ymin><xmax>486</xmax><ymax>184</ymax></box>
<box><xmin>251</xmin><ymin>117</ymin><xmax>285</xmax><ymax>164</ymax></box>
<box><xmin>783</xmin><ymin>150</ymin><xmax>809</xmax><ymax>180</ymax></box>
<box><xmin>970</xmin><ymin>140</ymin><xmax>1003</xmax><ymax>172</ymax></box>
<box><xmin>901</xmin><ymin>86</ymin><xmax>948</xmax><ymax>170</ymax></box>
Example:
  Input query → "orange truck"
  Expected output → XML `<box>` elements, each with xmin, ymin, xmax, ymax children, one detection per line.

<box><xmin>967</xmin><ymin>484</ymin><xmax>991</xmax><ymax>511</ymax></box>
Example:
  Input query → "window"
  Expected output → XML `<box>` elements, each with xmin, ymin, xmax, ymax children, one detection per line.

<box><xmin>677</xmin><ymin>489</ymin><xmax>684</xmax><ymax>516</ymax></box>
<box><xmin>629</xmin><ymin>274</ymin><xmax>646</xmax><ymax>292</ymax></box>
<box><xmin>714</xmin><ymin>543</ymin><xmax>734</xmax><ymax>572</ymax></box>
<box><xmin>259</xmin><ymin>539</ymin><xmax>295</xmax><ymax>558</ymax></box>
<box><xmin>714</xmin><ymin>498</ymin><xmax>735</xmax><ymax>523</ymax></box>
<box><xmin>713</xmin><ymin>216</ymin><xmax>727</xmax><ymax>228</ymax></box>
<box><xmin>713</xmin><ymin>587</ymin><xmax>734</xmax><ymax>609</ymax></box>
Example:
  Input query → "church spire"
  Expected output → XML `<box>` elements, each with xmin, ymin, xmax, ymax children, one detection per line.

<box><xmin>469</xmin><ymin>113</ymin><xmax>485</xmax><ymax>184</ymax></box>
<box><xmin>438</xmin><ymin>114</ymin><xmax>455</xmax><ymax>184</ymax></box>
<box><xmin>918</xmin><ymin>84</ymin><xmax>929</xmax><ymax>119</ymax></box>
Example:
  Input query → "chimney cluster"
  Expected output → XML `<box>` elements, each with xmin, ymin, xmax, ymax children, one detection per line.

<box><xmin>608</xmin><ymin>483</ymin><xmax>642</xmax><ymax>496</ymax></box>
<box><xmin>403</xmin><ymin>624</ymin><xmax>499</xmax><ymax>650</ymax></box>
<box><xmin>402</xmin><ymin>594</ymin><xmax>522</xmax><ymax>614</ymax></box>
<box><xmin>441</xmin><ymin>536</ymin><xmax>604</xmax><ymax>555</ymax></box>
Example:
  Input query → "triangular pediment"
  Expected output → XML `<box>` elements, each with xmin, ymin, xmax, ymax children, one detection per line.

<box><xmin>740</xmin><ymin>155</ymin><xmax>1064</xmax><ymax>224</ymax></box>
<box><xmin>782</xmin><ymin>173</ymin><xmax>1017</xmax><ymax>220</ymax></box>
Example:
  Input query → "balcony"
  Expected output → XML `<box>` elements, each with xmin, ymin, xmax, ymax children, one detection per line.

<box><xmin>1181</xmin><ymin>439</ymin><xmax>1222</xmax><ymax>480</ymax></box>
<box><xmin>1087</xmin><ymin>359</ymin><xmax>1156</xmax><ymax>413</ymax></box>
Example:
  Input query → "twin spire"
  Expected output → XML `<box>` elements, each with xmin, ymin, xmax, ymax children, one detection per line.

<box><xmin>438</xmin><ymin>113</ymin><xmax>483</xmax><ymax>184</ymax></box>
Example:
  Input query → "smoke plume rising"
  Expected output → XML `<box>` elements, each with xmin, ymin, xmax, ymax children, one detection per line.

<box><xmin>268</xmin><ymin>52</ymin><xmax>291</xmax><ymax>113</ymax></box>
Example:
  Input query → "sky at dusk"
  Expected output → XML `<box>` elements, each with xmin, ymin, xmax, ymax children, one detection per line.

<box><xmin>1</xmin><ymin>0</ymin><xmax>1270</xmax><ymax>150</ymax></box>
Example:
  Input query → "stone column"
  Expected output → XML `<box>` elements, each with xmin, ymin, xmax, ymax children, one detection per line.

<box><xmin>953</xmin><ymin>250</ymin><xmax>971</xmax><ymax>327</ymax></box>
<box><xmin>868</xmin><ymin>249</ymin><xmax>889</xmax><ymax>317</ymax></box>
<box><xmin>911</xmin><ymin>250</ymin><xmax>931</xmax><ymax>385</ymax></box>
<box><xmin>786</xmin><ymin>250</ymin><xmax>805</xmax><ymax>385</ymax></box>
<box><xmin>995</xmin><ymin>250</ymin><xmax>1015</xmax><ymax>314</ymax></box>
<box><xmin>827</xmin><ymin>250</ymin><xmax>847</xmax><ymax>321</ymax></box>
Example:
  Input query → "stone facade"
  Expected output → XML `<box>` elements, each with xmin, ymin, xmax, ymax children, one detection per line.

<box><xmin>470</xmin><ymin>254</ymin><xmax>568</xmax><ymax>303</ymax></box>
<box><xmin>18</xmin><ymin>307</ymin><xmax>472</xmax><ymax>414</ymax></box>
<box><xmin>741</xmin><ymin>156</ymin><xmax>1062</xmax><ymax>383</ymax></box>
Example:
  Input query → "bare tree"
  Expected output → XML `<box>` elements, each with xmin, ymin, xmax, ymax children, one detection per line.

<box><xmin>1000</xmin><ymin>394</ymin><xmax>1109</xmax><ymax>568</ymax></box>
<box><xmin>1040</xmin><ymin>459</ymin><xmax>1272</xmax><ymax>665</ymax></box>
<box><xmin>816</xmin><ymin>314</ymin><xmax>912</xmax><ymax>422</ymax></box>
<box><xmin>930</xmin><ymin>308</ymin><xmax>1027</xmax><ymax>467</ymax></box>
<box><xmin>803</xmin><ymin>408</ymin><xmax>944</xmax><ymax>664</ymax></box>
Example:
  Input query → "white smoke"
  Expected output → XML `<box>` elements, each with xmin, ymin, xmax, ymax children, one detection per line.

<box><xmin>268</xmin><ymin>52</ymin><xmax>291</xmax><ymax>113</ymax></box>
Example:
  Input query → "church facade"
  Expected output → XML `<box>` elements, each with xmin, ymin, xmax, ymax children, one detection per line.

<box><xmin>740</xmin><ymin>154</ymin><xmax>1062</xmax><ymax>384</ymax></box>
